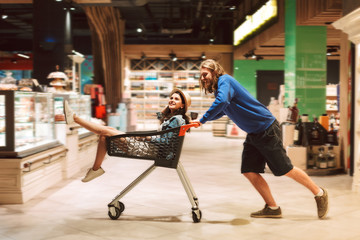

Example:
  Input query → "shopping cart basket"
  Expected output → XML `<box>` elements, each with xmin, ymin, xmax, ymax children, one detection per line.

<box><xmin>106</xmin><ymin>123</ymin><xmax>202</xmax><ymax>223</ymax></box>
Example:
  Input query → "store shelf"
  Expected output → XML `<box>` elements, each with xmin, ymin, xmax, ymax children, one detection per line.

<box><xmin>127</xmin><ymin>58</ymin><xmax>212</xmax><ymax>130</ymax></box>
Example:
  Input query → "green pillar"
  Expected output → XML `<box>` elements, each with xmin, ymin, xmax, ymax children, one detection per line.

<box><xmin>284</xmin><ymin>0</ymin><xmax>327</xmax><ymax>120</ymax></box>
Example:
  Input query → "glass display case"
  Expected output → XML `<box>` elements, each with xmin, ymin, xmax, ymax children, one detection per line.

<box><xmin>0</xmin><ymin>90</ymin><xmax>59</xmax><ymax>157</ymax></box>
<box><xmin>53</xmin><ymin>93</ymin><xmax>92</xmax><ymax>137</ymax></box>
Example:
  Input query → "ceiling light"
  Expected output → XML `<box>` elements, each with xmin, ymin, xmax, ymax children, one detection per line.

<box><xmin>229</xmin><ymin>6</ymin><xmax>236</xmax><ymax>10</ymax></box>
<box><xmin>72</xmin><ymin>50</ymin><xmax>84</xmax><ymax>58</ymax></box>
<box><xmin>2</xmin><ymin>15</ymin><xmax>8</xmax><ymax>19</ymax></box>
<box><xmin>17</xmin><ymin>53</ymin><xmax>30</xmax><ymax>59</ymax></box>
<box><xmin>137</xmin><ymin>28</ymin><xmax>143</xmax><ymax>33</ymax></box>
<box><xmin>209</xmin><ymin>38</ymin><xmax>214</xmax><ymax>43</ymax></box>
<box><xmin>243</xmin><ymin>53</ymin><xmax>251</xmax><ymax>59</ymax></box>
<box><xmin>169</xmin><ymin>53</ymin><xmax>177</xmax><ymax>61</ymax></box>
<box><xmin>327</xmin><ymin>47</ymin><xmax>337</xmax><ymax>56</ymax></box>
<box><xmin>201</xmin><ymin>53</ymin><xmax>206</xmax><ymax>59</ymax></box>
<box><xmin>248</xmin><ymin>50</ymin><xmax>256</xmax><ymax>59</ymax></box>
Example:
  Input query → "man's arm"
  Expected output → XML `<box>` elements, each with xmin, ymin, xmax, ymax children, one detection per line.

<box><xmin>200</xmin><ymin>77</ymin><xmax>234</xmax><ymax>124</ymax></box>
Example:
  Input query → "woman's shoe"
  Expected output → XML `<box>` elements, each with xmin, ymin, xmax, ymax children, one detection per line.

<box><xmin>63</xmin><ymin>100</ymin><xmax>75</xmax><ymax>124</ymax></box>
<box><xmin>82</xmin><ymin>167</ymin><xmax>105</xmax><ymax>182</ymax></box>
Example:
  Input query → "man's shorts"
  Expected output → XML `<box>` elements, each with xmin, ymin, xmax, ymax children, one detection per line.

<box><xmin>241</xmin><ymin>120</ymin><xmax>294</xmax><ymax>176</ymax></box>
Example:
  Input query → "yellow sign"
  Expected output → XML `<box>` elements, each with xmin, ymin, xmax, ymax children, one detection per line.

<box><xmin>233</xmin><ymin>0</ymin><xmax>277</xmax><ymax>46</ymax></box>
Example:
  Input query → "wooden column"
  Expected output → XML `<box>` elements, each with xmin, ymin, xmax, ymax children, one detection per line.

<box><xmin>83</xmin><ymin>6</ymin><xmax>125</xmax><ymax>111</ymax></box>
<box><xmin>333</xmin><ymin>8</ymin><xmax>360</xmax><ymax>192</ymax></box>
<box><xmin>338</xmin><ymin>32</ymin><xmax>351</xmax><ymax>175</ymax></box>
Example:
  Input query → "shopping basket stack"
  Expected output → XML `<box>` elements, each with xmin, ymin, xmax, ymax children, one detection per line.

<box><xmin>106</xmin><ymin>123</ymin><xmax>202</xmax><ymax>222</ymax></box>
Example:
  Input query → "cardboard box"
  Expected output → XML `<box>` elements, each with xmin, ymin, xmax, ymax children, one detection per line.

<box><xmin>286</xmin><ymin>146</ymin><xmax>307</xmax><ymax>170</ymax></box>
<box><xmin>282</xmin><ymin>123</ymin><xmax>295</xmax><ymax>148</ymax></box>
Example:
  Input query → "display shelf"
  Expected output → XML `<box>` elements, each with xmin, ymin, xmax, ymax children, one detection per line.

<box><xmin>326</xmin><ymin>85</ymin><xmax>339</xmax><ymax>113</ymax></box>
<box><xmin>53</xmin><ymin>93</ymin><xmax>92</xmax><ymax>136</ymax></box>
<box><xmin>305</xmin><ymin>167</ymin><xmax>345</xmax><ymax>176</ymax></box>
<box><xmin>127</xmin><ymin>58</ymin><xmax>213</xmax><ymax>130</ymax></box>
<box><xmin>0</xmin><ymin>90</ymin><xmax>59</xmax><ymax>157</ymax></box>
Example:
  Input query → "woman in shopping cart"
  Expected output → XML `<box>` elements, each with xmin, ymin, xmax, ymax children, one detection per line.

<box><xmin>63</xmin><ymin>88</ymin><xmax>191</xmax><ymax>182</ymax></box>
<box><xmin>193</xmin><ymin>59</ymin><xmax>328</xmax><ymax>219</ymax></box>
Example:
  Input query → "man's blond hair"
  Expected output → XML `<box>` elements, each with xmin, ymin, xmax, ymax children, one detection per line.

<box><xmin>199</xmin><ymin>59</ymin><xmax>225</xmax><ymax>94</ymax></box>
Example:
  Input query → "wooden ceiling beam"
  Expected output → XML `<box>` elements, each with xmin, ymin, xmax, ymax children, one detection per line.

<box><xmin>234</xmin><ymin>0</ymin><xmax>342</xmax><ymax>60</ymax></box>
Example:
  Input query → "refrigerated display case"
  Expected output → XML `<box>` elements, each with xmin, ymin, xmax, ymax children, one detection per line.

<box><xmin>53</xmin><ymin>93</ymin><xmax>92</xmax><ymax>137</ymax></box>
<box><xmin>0</xmin><ymin>90</ymin><xmax>59</xmax><ymax>157</ymax></box>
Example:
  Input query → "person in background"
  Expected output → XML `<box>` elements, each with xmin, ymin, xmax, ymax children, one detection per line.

<box><xmin>193</xmin><ymin>59</ymin><xmax>328</xmax><ymax>219</ymax></box>
<box><xmin>63</xmin><ymin>88</ymin><xmax>191</xmax><ymax>182</ymax></box>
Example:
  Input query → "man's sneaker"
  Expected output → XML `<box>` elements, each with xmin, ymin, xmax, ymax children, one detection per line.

<box><xmin>315</xmin><ymin>187</ymin><xmax>328</xmax><ymax>219</ymax></box>
<box><xmin>82</xmin><ymin>167</ymin><xmax>105</xmax><ymax>182</ymax></box>
<box><xmin>63</xmin><ymin>100</ymin><xmax>75</xmax><ymax>124</ymax></box>
<box><xmin>250</xmin><ymin>204</ymin><xmax>282</xmax><ymax>218</ymax></box>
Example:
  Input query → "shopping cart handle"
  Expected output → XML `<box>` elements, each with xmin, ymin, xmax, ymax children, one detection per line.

<box><xmin>179</xmin><ymin>123</ymin><xmax>201</xmax><ymax>136</ymax></box>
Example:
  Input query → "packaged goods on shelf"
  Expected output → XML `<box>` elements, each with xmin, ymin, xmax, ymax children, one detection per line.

<box><xmin>158</xmin><ymin>72</ymin><xmax>173</xmax><ymax>81</ymax></box>
<box><xmin>128</xmin><ymin>59</ymin><xmax>208</xmax><ymax>130</ymax></box>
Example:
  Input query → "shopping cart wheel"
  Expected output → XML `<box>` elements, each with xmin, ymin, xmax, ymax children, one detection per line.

<box><xmin>192</xmin><ymin>209</ymin><xmax>202</xmax><ymax>223</ymax></box>
<box><xmin>108</xmin><ymin>201</ymin><xmax>125</xmax><ymax>220</ymax></box>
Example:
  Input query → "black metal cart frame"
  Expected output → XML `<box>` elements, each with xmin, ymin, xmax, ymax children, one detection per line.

<box><xmin>105</xmin><ymin>123</ymin><xmax>202</xmax><ymax>222</ymax></box>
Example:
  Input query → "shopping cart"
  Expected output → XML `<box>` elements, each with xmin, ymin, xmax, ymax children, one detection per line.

<box><xmin>105</xmin><ymin>122</ymin><xmax>202</xmax><ymax>223</ymax></box>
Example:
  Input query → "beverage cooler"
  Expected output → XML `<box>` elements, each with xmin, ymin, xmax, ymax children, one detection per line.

<box><xmin>0</xmin><ymin>90</ymin><xmax>60</xmax><ymax>157</ymax></box>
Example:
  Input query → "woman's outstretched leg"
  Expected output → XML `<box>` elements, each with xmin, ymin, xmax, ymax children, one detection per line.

<box><xmin>64</xmin><ymin>100</ymin><xmax>123</xmax><ymax>182</ymax></box>
<box><xmin>81</xmin><ymin>136</ymin><xmax>108</xmax><ymax>182</ymax></box>
<box><xmin>92</xmin><ymin>135</ymin><xmax>107</xmax><ymax>171</ymax></box>
<box><xmin>74</xmin><ymin>115</ymin><xmax>121</xmax><ymax>136</ymax></box>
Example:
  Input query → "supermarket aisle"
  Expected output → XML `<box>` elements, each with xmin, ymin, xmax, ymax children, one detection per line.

<box><xmin>1</xmin><ymin>131</ymin><xmax>360</xmax><ymax>240</ymax></box>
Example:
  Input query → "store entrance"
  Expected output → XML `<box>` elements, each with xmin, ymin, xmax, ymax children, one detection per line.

<box><xmin>256</xmin><ymin>70</ymin><xmax>284</xmax><ymax>106</ymax></box>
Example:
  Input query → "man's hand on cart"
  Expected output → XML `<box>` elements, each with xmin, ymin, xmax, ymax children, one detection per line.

<box><xmin>190</xmin><ymin>121</ymin><xmax>202</xmax><ymax>128</ymax></box>
<box><xmin>179</xmin><ymin>122</ymin><xmax>201</xmax><ymax>136</ymax></box>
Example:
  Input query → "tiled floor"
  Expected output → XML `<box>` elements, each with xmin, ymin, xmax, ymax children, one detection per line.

<box><xmin>1</xmin><ymin>132</ymin><xmax>360</xmax><ymax>240</ymax></box>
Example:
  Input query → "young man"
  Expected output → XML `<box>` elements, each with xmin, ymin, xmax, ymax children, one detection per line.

<box><xmin>194</xmin><ymin>59</ymin><xmax>328</xmax><ymax>219</ymax></box>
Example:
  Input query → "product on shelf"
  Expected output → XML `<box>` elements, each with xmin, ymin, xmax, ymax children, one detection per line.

<box><xmin>319</xmin><ymin>113</ymin><xmax>329</xmax><ymax>131</ymax></box>
<box><xmin>317</xmin><ymin>147</ymin><xmax>327</xmax><ymax>169</ymax></box>
<box><xmin>326</xmin><ymin>145</ymin><xmax>336</xmax><ymax>168</ymax></box>
<box><xmin>326</xmin><ymin>123</ymin><xmax>338</xmax><ymax>145</ymax></box>
<box><xmin>301</xmin><ymin>114</ymin><xmax>309</xmax><ymax>122</ymax></box>
<box><xmin>304</xmin><ymin>118</ymin><xmax>327</xmax><ymax>146</ymax></box>
<box><xmin>286</xmin><ymin>98</ymin><xmax>299</xmax><ymax>123</ymax></box>
<box><xmin>307</xmin><ymin>146</ymin><xmax>316</xmax><ymax>169</ymax></box>
<box><xmin>293</xmin><ymin>118</ymin><xmax>303</xmax><ymax>146</ymax></box>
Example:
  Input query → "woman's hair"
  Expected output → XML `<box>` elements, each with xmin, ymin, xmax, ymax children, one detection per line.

<box><xmin>160</xmin><ymin>91</ymin><xmax>190</xmax><ymax>124</ymax></box>
<box><xmin>199</xmin><ymin>59</ymin><xmax>225</xmax><ymax>94</ymax></box>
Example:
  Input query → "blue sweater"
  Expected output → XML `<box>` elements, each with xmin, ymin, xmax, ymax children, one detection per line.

<box><xmin>200</xmin><ymin>74</ymin><xmax>275</xmax><ymax>134</ymax></box>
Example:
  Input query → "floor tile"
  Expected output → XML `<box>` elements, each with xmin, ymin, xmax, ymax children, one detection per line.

<box><xmin>0</xmin><ymin>132</ymin><xmax>358</xmax><ymax>240</ymax></box>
